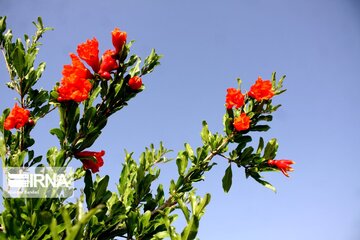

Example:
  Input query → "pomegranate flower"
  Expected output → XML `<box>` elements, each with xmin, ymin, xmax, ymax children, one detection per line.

<box><xmin>99</xmin><ymin>49</ymin><xmax>118</xmax><ymax>80</ymax></box>
<box><xmin>233</xmin><ymin>113</ymin><xmax>251</xmax><ymax>131</ymax></box>
<box><xmin>112</xmin><ymin>27</ymin><xmax>127</xmax><ymax>53</ymax></box>
<box><xmin>225</xmin><ymin>88</ymin><xmax>244</xmax><ymax>109</ymax></box>
<box><xmin>57</xmin><ymin>54</ymin><xmax>92</xmax><ymax>102</ymax></box>
<box><xmin>248</xmin><ymin>76</ymin><xmax>275</xmax><ymax>101</ymax></box>
<box><xmin>75</xmin><ymin>150</ymin><xmax>105</xmax><ymax>173</ymax></box>
<box><xmin>128</xmin><ymin>76</ymin><xmax>142</xmax><ymax>90</ymax></box>
<box><xmin>267</xmin><ymin>159</ymin><xmax>295</xmax><ymax>177</ymax></box>
<box><xmin>62</xmin><ymin>54</ymin><xmax>93</xmax><ymax>80</ymax></box>
<box><xmin>77</xmin><ymin>38</ymin><xmax>100</xmax><ymax>72</ymax></box>
<box><xmin>3</xmin><ymin>103</ymin><xmax>30</xmax><ymax>130</ymax></box>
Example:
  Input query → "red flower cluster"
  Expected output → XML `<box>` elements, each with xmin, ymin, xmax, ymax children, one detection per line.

<box><xmin>233</xmin><ymin>113</ymin><xmax>251</xmax><ymax>131</ymax></box>
<box><xmin>76</xmin><ymin>28</ymin><xmax>127</xmax><ymax>80</ymax></box>
<box><xmin>128</xmin><ymin>76</ymin><xmax>142</xmax><ymax>90</ymax></box>
<box><xmin>4</xmin><ymin>103</ymin><xmax>30</xmax><ymax>130</ymax></box>
<box><xmin>57</xmin><ymin>28</ymin><xmax>128</xmax><ymax>102</ymax></box>
<box><xmin>75</xmin><ymin>150</ymin><xmax>105</xmax><ymax>173</ymax></box>
<box><xmin>225</xmin><ymin>76</ymin><xmax>277</xmax><ymax>132</ymax></box>
<box><xmin>248</xmin><ymin>77</ymin><xmax>274</xmax><ymax>101</ymax></box>
<box><xmin>57</xmin><ymin>54</ymin><xmax>93</xmax><ymax>102</ymax></box>
<box><xmin>267</xmin><ymin>159</ymin><xmax>295</xmax><ymax>177</ymax></box>
<box><xmin>225</xmin><ymin>88</ymin><xmax>249</xmax><ymax>131</ymax></box>
<box><xmin>225</xmin><ymin>88</ymin><xmax>244</xmax><ymax>109</ymax></box>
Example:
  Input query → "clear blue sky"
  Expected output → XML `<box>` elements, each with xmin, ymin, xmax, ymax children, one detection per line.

<box><xmin>1</xmin><ymin>0</ymin><xmax>360</xmax><ymax>239</ymax></box>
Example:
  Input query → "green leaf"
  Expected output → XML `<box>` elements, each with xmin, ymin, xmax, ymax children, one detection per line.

<box><xmin>84</xmin><ymin>170</ymin><xmax>93</xmax><ymax>209</ymax></box>
<box><xmin>251</xmin><ymin>124</ymin><xmax>270</xmax><ymax>132</ymax></box>
<box><xmin>50</xmin><ymin>128</ymin><xmax>65</xmax><ymax>142</ymax></box>
<box><xmin>50</xmin><ymin>218</ymin><xmax>61</xmax><ymax>240</ymax></box>
<box><xmin>256</xmin><ymin>137</ymin><xmax>264</xmax><ymax>154</ymax></box>
<box><xmin>0</xmin><ymin>16</ymin><xmax>6</xmax><ymax>35</ymax></box>
<box><xmin>94</xmin><ymin>175</ymin><xmax>110</xmax><ymax>206</ymax></box>
<box><xmin>11</xmin><ymin>41</ymin><xmax>26</xmax><ymax>77</ymax></box>
<box><xmin>0</xmin><ymin>137</ymin><xmax>6</xmax><ymax>162</ymax></box>
<box><xmin>200</xmin><ymin>121</ymin><xmax>210</xmax><ymax>144</ymax></box>
<box><xmin>129</xmin><ymin>56</ymin><xmax>141</xmax><ymax>76</ymax></box>
<box><xmin>195</xmin><ymin>193</ymin><xmax>211</xmax><ymax>216</ymax></box>
<box><xmin>253</xmin><ymin>177</ymin><xmax>276</xmax><ymax>192</ymax></box>
<box><xmin>141</xmin><ymin>49</ymin><xmax>162</xmax><ymax>75</ymax></box>
<box><xmin>185</xmin><ymin>143</ymin><xmax>195</xmax><ymax>160</ymax></box>
<box><xmin>176</xmin><ymin>152</ymin><xmax>188</xmax><ymax>176</ymax></box>
<box><xmin>263</xmin><ymin>138</ymin><xmax>278</xmax><ymax>160</ymax></box>
<box><xmin>222</xmin><ymin>165</ymin><xmax>233</xmax><ymax>193</ymax></box>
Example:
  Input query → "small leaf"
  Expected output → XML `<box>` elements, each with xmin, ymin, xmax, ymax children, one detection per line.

<box><xmin>251</xmin><ymin>124</ymin><xmax>270</xmax><ymax>132</ymax></box>
<box><xmin>253</xmin><ymin>177</ymin><xmax>276</xmax><ymax>192</ymax></box>
<box><xmin>263</xmin><ymin>138</ymin><xmax>278</xmax><ymax>160</ymax></box>
<box><xmin>256</xmin><ymin>137</ymin><xmax>264</xmax><ymax>154</ymax></box>
<box><xmin>222</xmin><ymin>165</ymin><xmax>233</xmax><ymax>193</ymax></box>
<box><xmin>200</xmin><ymin>121</ymin><xmax>210</xmax><ymax>144</ymax></box>
<box><xmin>50</xmin><ymin>128</ymin><xmax>65</xmax><ymax>141</ymax></box>
<box><xmin>176</xmin><ymin>152</ymin><xmax>188</xmax><ymax>176</ymax></box>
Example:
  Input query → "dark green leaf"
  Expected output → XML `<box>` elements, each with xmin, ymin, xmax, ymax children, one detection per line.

<box><xmin>50</xmin><ymin>128</ymin><xmax>65</xmax><ymax>141</ymax></box>
<box><xmin>251</xmin><ymin>125</ymin><xmax>270</xmax><ymax>132</ymax></box>
<box><xmin>222</xmin><ymin>165</ymin><xmax>233</xmax><ymax>193</ymax></box>
<box><xmin>84</xmin><ymin>170</ymin><xmax>93</xmax><ymax>209</ymax></box>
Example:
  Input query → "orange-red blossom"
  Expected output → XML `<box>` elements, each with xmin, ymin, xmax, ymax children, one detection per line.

<box><xmin>57</xmin><ymin>54</ymin><xmax>92</xmax><ymax>102</ymax></box>
<box><xmin>225</xmin><ymin>88</ymin><xmax>245</xmax><ymax>109</ymax></box>
<box><xmin>3</xmin><ymin>103</ymin><xmax>30</xmax><ymax>130</ymax></box>
<box><xmin>248</xmin><ymin>76</ymin><xmax>275</xmax><ymax>101</ymax></box>
<box><xmin>112</xmin><ymin>27</ymin><xmax>127</xmax><ymax>54</ymax></box>
<box><xmin>75</xmin><ymin>150</ymin><xmax>105</xmax><ymax>173</ymax></box>
<box><xmin>267</xmin><ymin>159</ymin><xmax>295</xmax><ymax>177</ymax></box>
<box><xmin>233</xmin><ymin>113</ymin><xmax>251</xmax><ymax>131</ymax></box>
<box><xmin>98</xmin><ymin>49</ymin><xmax>118</xmax><ymax>80</ymax></box>
<box><xmin>77</xmin><ymin>38</ymin><xmax>100</xmax><ymax>73</ymax></box>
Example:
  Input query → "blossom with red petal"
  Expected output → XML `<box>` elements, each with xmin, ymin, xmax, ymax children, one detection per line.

<box><xmin>77</xmin><ymin>38</ymin><xmax>100</xmax><ymax>72</ymax></box>
<box><xmin>267</xmin><ymin>159</ymin><xmax>295</xmax><ymax>177</ymax></box>
<box><xmin>4</xmin><ymin>103</ymin><xmax>30</xmax><ymax>130</ymax></box>
<box><xmin>75</xmin><ymin>150</ymin><xmax>105</xmax><ymax>173</ymax></box>
<box><xmin>112</xmin><ymin>27</ymin><xmax>127</xmax><ymax>53</ymax></box>
<box><xmin>128</xmin><ymin>76</ymin><xmax>142</xmax><ymax>90</ymax></box>
<box><xmin>225</xmin><ymin>88</ymin><xmax>244</xmax><ymax>109</ymax></box>
<box><xmin>98</xmin><ymin>50</ymin><xmax>118</xmax><ymax>80</ymax></box>
<box><xmin>62</xmin><ymin>54</ymin><xmax>93</xmax><ymax>80</ymax></box>
<box><xmin>57</xmin><ymin>54</ymin><xmax>92</xmax><ymax>102</ymax></box>
<box><xmin>233</xmin><ymin>113</ymin><xmax>250</xmax><ymax>131</ymax></box>
<box><xmin>248</xmin><ymin>77</ymin><xmax>275</xmax><ymax>101</ymax></box>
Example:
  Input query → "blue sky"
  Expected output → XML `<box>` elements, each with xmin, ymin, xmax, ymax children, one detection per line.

<box><xmin>1</xmin><ymin>0</ymin><xmax>360</xmax><ymax>239</ymax></box>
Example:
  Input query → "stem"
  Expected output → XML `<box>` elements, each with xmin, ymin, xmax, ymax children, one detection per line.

<box><xmin>1</xmin><ymin>48</ymin><xmax>15</xmax><ymax>82</ymax></box>
<box><xmin>151</xmin><ymin>134</ymin><xmax>233</xmax><ymax>217</ymax></box>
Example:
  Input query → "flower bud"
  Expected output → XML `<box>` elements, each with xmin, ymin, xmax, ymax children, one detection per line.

<box><xmin>128</xmin><ymin>76</ymin><xmax>142</xmax><ymax>90</ymax></box>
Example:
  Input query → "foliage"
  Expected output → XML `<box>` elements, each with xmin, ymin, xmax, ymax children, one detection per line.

<box><xmin>0</xmin><ymin>16</ymin><xmax>293</xmax><ymax>239</ymax></box>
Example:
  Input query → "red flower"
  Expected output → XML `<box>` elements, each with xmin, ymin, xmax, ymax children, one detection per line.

<box><xmin>77</xmin><ymin>38</ymin><xmax>100</xmax><ymax>72</ymax></box>
<box><xmin>75</xmin><ymin>150</ymin><xmax>105</xmax><ymax>173</ymax></box>
<box><xmin>4</xmin><ymin>103</ymin><xmax>30</xmax><ymax>130</ymax></box>
<box><xmin>62</xmin><ymin>54</ymin><xmax>93</xmax><ymax>79</ymax></box>
<box><xmin>112</xmin><ymin>27</ymin><xmax>127</xmax><ymax>53</ymax></box>
<box><xmin>248</xmin><ymin>77</ymin><xmax>275</xmax><ymax>101</ymax></box>
<box><xmin>225</xmin><ymin>88</ymin><xmax>244</xmax><ymax>109</ymax></box>
<box><xmin>233</xmin><ymin>113</ymin><xmax>250</xmax><ymax>131</ymax></box>
<box><xmin>98</xmin><ymin>50</ymin><xmax>118</xmax><ymax>80</ymax></box>
<box><xmin>128</xmin><ymin>76</ymin><xmax>142</xmax><ymax>90</ymax></box>
<box><xmin>57</xmin><ymin>54</ymin><xmax>92</xmax><ymax>102</ymax></box>
<box><xmin>267</xmin><ymin>159</ymin><xmax>295</xmax><ymax>177</ymax></box>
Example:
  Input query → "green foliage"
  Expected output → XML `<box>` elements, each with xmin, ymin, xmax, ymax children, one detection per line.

<box><xmin>0</xmin><ymin>16</ymin><xmax>291</xmax><ymax>239</ymax></box>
